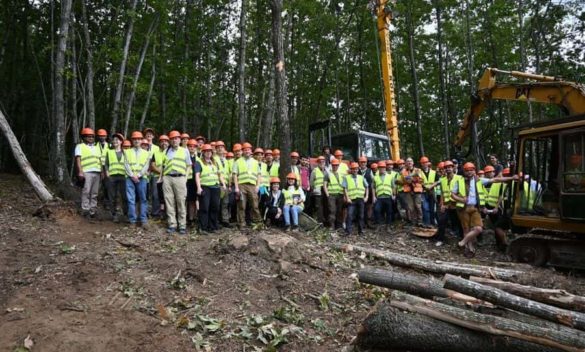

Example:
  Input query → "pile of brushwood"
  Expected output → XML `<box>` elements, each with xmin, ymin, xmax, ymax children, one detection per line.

<box><xmin>336</xmin><ymin>244</ymin><xmax>585</xmax><ymax>352</ymax></box>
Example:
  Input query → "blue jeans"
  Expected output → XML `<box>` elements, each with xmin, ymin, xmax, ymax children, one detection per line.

<box><xmin>126</xmin><ymin>177</ymin><xmax>148</xmax><ymax>224</ymax></box>
<box><xmin>374</xmin><ymin>197</ymin><xmax>393</xmax><ymax>225</ymax></box>
<box><xmin>346</xmin><ymin>198</ymin><xmax>365</xmax><ymax>235</ymax></box>
<box><xmin>422</xmin><ymin>192</ymin><xmax>436</xmax><ymax>225</ymax></box>
<box><xmin>283</xmin><ymin>205</ymin><xmax>302</xmax><ymax>226</ymax></box>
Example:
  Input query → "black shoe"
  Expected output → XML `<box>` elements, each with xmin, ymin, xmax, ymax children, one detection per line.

<box><xmin>220</xmin><ymin>222</ymin><xmax>232</xmax><ymax>228</ymax></box>
<box><xmin>358</xmin><ymin>232</ymin><xmax>364</xmax><ymax>236</ymax></box>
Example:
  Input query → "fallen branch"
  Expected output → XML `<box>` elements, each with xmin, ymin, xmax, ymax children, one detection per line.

<box><xmin>444</xmin><ymin>274</ymin><xmax>585</xmax><ymax>331</ymax></box>
<box><xmin>470</xmin><ymin>276</ymin><xmax>585</xmax><ymax>313</ymax></box>
<box><xmin>389</xmin><ymin>291</ymin><xmax>585</xmax><ymax>352</ymax></box>
<box><xmin>333</xmin><ymin>243</ymin><xmax>524</xmax><ymax>280</ymax></box>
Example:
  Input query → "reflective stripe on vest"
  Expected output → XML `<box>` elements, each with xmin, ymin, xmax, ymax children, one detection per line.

<box><xmin>328</xmin><ymin>172</ymin><xmax>342</xmax><ymax>195</ymax></box>
<box><xmin>374</xmin><ymin>173</ymin><xmax>393</xmax><ymax>197</ymax></box>
<box><xmin>313</xmin><ymin>168</ymin><xmax>325</xmax><ymax>189</ymax></box>
<box><xmin>346</xmin><ymin>174</ymin><xmax>365</xmax><ymax>200</ymax></box>
<box><xmin>124</xmin><ymin>148</ymin><xmax>150</xmax><ymax>175</ymax></box>
<box><xmin>454</xmin><ymin>177</ymin><xmax>486</xmax><ymax>208</ymax></box>
<box><xmin>106</xmin><ymin>149</ymin><xmax>125</xmax><ymax>176</ymax></box>
<box><xmin>163</xmin><ymin>147</ymin><xmax>189</xmax><ymax>176</ymax></box>
<box><xmin>283</xmin><ymin>188</ymin><xmax>303</xmax><ymax>209</ymax></box>
<box><xmin>421</xmin><ymin>169</ymin><xmax>437</xmax><ymax>186</ymax></box>
<box><xmin>236</xmin><ymin>158</ymin><xmax>259</xmax><ymax>185</ymax></box>
<box><xmin>79</xmin><ymin>143</ymin><xmax>102</xmax><ymax>172</ymax></box>
<box><xmin>200</xmin><ymin>161</ymin><xmax>220</xmax><ymax>186</ymax></box>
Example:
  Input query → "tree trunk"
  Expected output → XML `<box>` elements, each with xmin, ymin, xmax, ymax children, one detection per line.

<box><xmin>469</xmin><ymin>277</ymin><xmax>585</xmax><ymax>313</ymax></box>
<box><xmin>70</xmin><ymin>19</ymin><xmax>79</xmax><ymax>146</ymax></box>
<box><xmin>434</xmin><ymin>0</ymin><xmax>450</xmax><ymax>159</ymax></box>
<box><xmin>139</xmin><ymin>46</ymin><xmax>156</xmax><ymax>131</ymax></box>
<box><xmin>389</xmin><ymin>291</ymin><xmax>585</xmax><ymax>352</ymax></box>
<box><xmin>443</xmin><ymin>274</ymin><xmax>585</xmax><ymax>331</ymax></box>
<box><xmin>259</xmin><ymin>70</ymin><xmax>275</xmax><ymax>148</ymax></box>
<box><xmin>270</xmin><ymin>0</ymin><xmax>291</xmax><ymax>181</ymax></box>
<box><xmin>80</xmin><ymin>0</ymin><xmax>95</xmax><ymax>130</ymax></box>
<box><xmin>0</xmin><ymin>110</ymin><xmax>54</xmax><ymax>202</ymax></box>
<box><xmin>356</xmin><ymin>302</ymin><xmax>562</xmax><ymax>352</ymax></box>
<box><xmin>358</xmin><ymin>267</ymin><xmax>485</xmax><ymax>305</ymax></box>
<box><xmin>110</xmin><ymin>0</ymin><xmax>138</xmax><ymax>133</ymax></box>
<box><xmin>237</xmin><ymin>0</ymin><xmax>247</xmax><ymax>141</ymax></box>
<box><xmin>335</xmin><ymin>244</ymin><xmax>524</xmax><ymax>280</ymax></box>
<box><xmin>52</xmin><ymin>0</ymin><xmax>72</xmax><ymax>183</ymax></box>
<box><xmin>406</xmin><ymin>3</ymin><xmax>424</xmax><ymax>156</ymax></box>
<box><xmin>123</xmin><ymin>16</ymin><xmax>157</xmax><ymax>137</ymax></box>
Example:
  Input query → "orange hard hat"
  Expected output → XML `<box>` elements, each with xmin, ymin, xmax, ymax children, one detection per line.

<box><xmin>371</xmin><ymin>163</ymin><xmax>378</xmax><ymax>169</ymax></box>
<box><xmin>444</xmin><ymin>160</ymin><xmax>454</xmax><ymax>167</ymax></box>
<box><xmin>396</xmin><ymin>159</ymin><xmax>405</xmax><ymax>165</ymax></box>
<box><xmin>80</xmin><ymin>128</ymin><xmax>95</xmax><ymax>136</ymax></box>
<box><xmin>159</xmin><ymin>134</ymin><xmax>169</xmax><ymax>141</ymax></box>
<box><xmin>270</xmin><ymin>177</ymin><xmax>280</xmax><ymax>184</ymax></box>
<box><xmin>97</xmin><ymin>129</ymin><xmax>107</xmax><ymax>137</ymax></box>
<box><xmin>131</xmin><ymin>131</ymin><xmax>143</xmax><ymax>139</ymax></box>
<box><xmin>358</xmin><ymin>156</ymin><xmax>367</xmax><ymax>162</ymax></box>
<box><xmin>290</xmin><ymin>151</ymin><xmax>300</xmax><ymax>158</ymax></box>
<box><xmin>210</xmin><ymin>141</ymin><xmax>216</xmax><ymax>147</ymax></box>
<box><xmin>463</xmin><ymin>162</ymin><xmax>476</xmax><ymax>171</ymax></box>
<box><xmin>420</xmin><ymin>156</ymin><xmax>429</xmax><ymax>164</ymax></box>
<box><xmin>317</xmin><ymin>156</ymin><xmax>325</xmax><ymax>161</ymax></box>
<box><xmin>143</xmin><ymin>127</ymin><xmax>155</xmax><ymax>136</ymax></box>
<box><xmin>331</xmin><ymin>159</ymin><xmax>340</xmax><ymax>166</ymax></box>
<box><xmin>334</xmin><ymin>150</ymin><xmax>343</xmax><ymax>157</ymax></box>
<box><xmin>477</xmin><ymin>170</ymin><xmax>485</xmax><ymax>175</ymax></box>
<box><xmin>141</xmin><ymin>138</ymin><xmax>149</xmax><ymax>145</ymax></box>
<box><xmin>286</xmin><ymin>172</ymin><xmax>297</xmax><ymax>179</ymax></box>
<box><xmin>273</xmin><ymin>149</ymin><xmax>281</xmax><ymax>156</ymax></box>
<box><xmin>264</xmin><ymin>149</ymin><xmax>273</xmax><ymax>155</ymax></box>
<box><xmin>122</xmin><ymin>140</ymin><xmax>131</xmax><ymax>148</ymax></box>
<box><xmin>187</xmin><ymin>139</ymin><xmax>197</xmax><ymax>146</ymax></box>
<box><xmin>195</xmin><ymin>135</ymin><xmax>206</xmax><ymax>141</ymax></box>
<box><xmin>201</xmin><ymin>144</ymin><xmax>213</xmax><ymax>152</ymax></box>
<box><xmin>215</xmin><ymin>140</ymin><xmax>225</xmax><ymax>147</ymax></box>
<box><xmin>483</xmin><ymin>165</ymin><xmax>495</xmax><ymax>173</ymax></box>
<box><xmin>378</xmin><ymin>161</ymin><xmax>386</xmax><ymax>168</ymax></box>
<box><xmin>437</xmin><ymin>162</ymin><xmax>445</xmax><ymax>169</ymax></box>
<box><xmin>226</xmin><ymin>152</ymin><xmax>234</xmax><ymax>158</ymax></box>
<box><xmin>112</xmin><ymin>133</ymin><xmax>125</xmax><ymax>142</ymax></box>
<box><xmin>350</xmin><ymin>162</ymin><xmax>359</xmax><ymax>169</ymax></box>
<box><xmin>168</xmin><ymin>130</ymin><xmax>181</xmax><ymax>139</ymax></box>
<box><xmin>254</xmin><ymin>147</ymin><xmax>264</xmax><ymax>154</ymax></box>
<box><xmin>181</xmin><ymin>133</ymin><xmax>190</xmax><ymax>139</ymax></box>
<box><xmin>242</xmin><ymin>142</ymin><xmax>253</xmax><ymax>150</ymax></box>
<box><xmin>502</xmin><ymin>167</ymin><xmax>511</xmax><ymax>175</ymax></box>
<box><xmin>233</xmin><ymin>143</ymin><xmax>242</xmax><ymax>152</ymax></box>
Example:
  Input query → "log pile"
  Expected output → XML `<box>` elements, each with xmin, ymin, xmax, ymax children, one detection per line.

<box><xmin>344</xmin><ymin>245</ymin><xmax>585</xmax><ymax>352</ymax></box>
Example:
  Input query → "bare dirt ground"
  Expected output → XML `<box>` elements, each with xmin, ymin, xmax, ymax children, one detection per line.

<box><xmin>1</xmin><ymin>174</ymin><xmax>584</xmax><ymax>352</ymax></box>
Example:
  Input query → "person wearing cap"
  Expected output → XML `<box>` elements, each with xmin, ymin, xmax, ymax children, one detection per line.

<box><xmin>324</xmin><ymin>158</ymin><xmax>344</xmax><ymax>231</ymax></box>
<box><xmin>195</xmin><ymin>135</ymin><xmax>206</xmax><ymax>148</ymax></box>
<box><xmin>186</xmin><ymin>139</ymin><xmax>199</xmax><ymax>227</ymax></box>
<box><xmin>143</xmin><ymin>128</ymin><xmax>161</xmax><ymax>219</ymax></box>
<box><xmin>343</xmin><ymin>162</ymin><xmax>368</xmax><ymax>236</ymax></box>
<box><xmin>75</xmin><ymin>128</ymin><xmax>102</xmax><ymax>219</ymax></box>
<box><xmin>95</xmin><ymin>128</ymin><xmax>112</xmax><ymax>210</ymax></box>
<box><xmin>232</xmin><ymin>142</ymin><xmax>262</xmax><ymax>229</ymax></box>
<box><xmin>124</xmin><ymin>131</ymin><xmax>152</xmax><ymax>228</ymax></box>
<box><xmin>420</xmin><ymin>156</ymin><xmax>439</xmax><ymax>227</ymax></box>
<box><xmin>263</xmin><ymin>177</ymin><xmax>284</xmax><ymax>227</ymax></box>
<box><xmin>372</xmin><ymin>161</ymin><xmax>394</xmax><ymax>228</ymax></box>
<box><xmin>180</xmin><ymin>133</ymin><xmax>190</xmax><ymax>148</ymax></box>
<box><xmin>195</xmin><ymin>144</ymin><xmax>227</xmax><ymax>234</ymax></box>
<box><xmin>395</xmin><ymin>158</ymin><xmax>424</xmax><ymax>226</ymax></box>
<box><xmin>104</xmin><ymin>133</ymin><xmax>127</xmax><ymax>223</ymax></box>
<box><xmin>150</xmin><ymin>135</ymin><xmax>170</xmax><ymax>219</ymax></box>
<box><xmin>434</xmin><ymin>160</ymin><xmax>463</xmax><ymax>246</ymax></box>
<box><xmin>213</xmin><ymin>141</ymin><xmax>231</xmax><ymax>228</ymax></box>
<box><xmin>310</xmin><ymin>156</ymin><xmax>328</xmax><ymax>224</ymax></box>
<box><xmin>161</xmin><ymin>131</ymin><xmax>192</xmax><ymax>234</ymax></box>
<box><xmin>283</xmin><ymin>173</ymin><xmax>305</xmax><ymax>231</ymax></box>
<box><xmin>334</xmin><ymin>150</ymin><xmax>349</xmax><ymax>177</ymax></box>
<box><xmin>357</xmin><ymin>156</ymin><xmax>375</xmax><ymax>228</ymax></box>
<box><xmin>96</xmin><ymin>128</ymin><xmax>110</xmax><ymax>164</ymax></box>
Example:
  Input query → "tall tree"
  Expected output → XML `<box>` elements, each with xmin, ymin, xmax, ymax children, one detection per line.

<box><xmin>80</xmin><ymin>0</ymin><xmax>95</xmax><ymax>129</ymax></box>
<box><xmin>405</xmin><ymin>2</ymin><xmax>424</xmax><ymax>157</ymax></box>
<box><xmin>237</xmin><ymin>0</ymin><xmax>248</xmax><ymax>141</ymax></box>
<box><xmin>433</xmin><ymin>0</ymin><xmax>450</xmax><ymax>159</ymax></box>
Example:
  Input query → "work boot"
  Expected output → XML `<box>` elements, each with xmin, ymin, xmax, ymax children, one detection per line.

<box><xmin>112</xmin><ymin>214</ymin><xmax>120</xmax><ymax>223</ymax></box>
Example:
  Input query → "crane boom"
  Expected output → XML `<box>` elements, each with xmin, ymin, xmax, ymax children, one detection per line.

<box><xmin>455</xmin><ymin>67</ymin><xmax>585</xmax><ymax>148</ymax></box>
<box><xmin>374</xmin><ymin>0</ymin><xmax>400</xmax><ymax>160</ymax></box>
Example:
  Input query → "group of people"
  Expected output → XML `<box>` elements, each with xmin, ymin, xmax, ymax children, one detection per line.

<box><xmin>75</xmin><ymin>128</ymin><xmax>520</xmax><ymax>257</ymax></box>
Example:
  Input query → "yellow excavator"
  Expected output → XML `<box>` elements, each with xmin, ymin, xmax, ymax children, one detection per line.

<box><xmin>456</xmin><ymin>67</ymin><xmax>585</xmax><ymax>268</ymax></box>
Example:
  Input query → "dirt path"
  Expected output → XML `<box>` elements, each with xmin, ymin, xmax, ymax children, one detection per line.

<box><xmin>1</xmin><ymin>174</ymin><xmax>583</xmax><ymax>351</ymax></box>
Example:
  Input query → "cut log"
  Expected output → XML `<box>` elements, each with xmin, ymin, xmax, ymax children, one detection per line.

<box><xmin>357</xmin><ymin>302</ymin><xmax>563</xmax><ymax>352</ymax></box>
<box><xmin>443</xmin><ymin>274</ymin><xmax>585</xmax><ymax>331</ymax></box>
<box><xmin>388</xmin><ymin>291</ymin><xmax>585</xmax><ymax>352</ymax></box>
<box><xmin>470</xmin><ymin>276</ymin><xmax>585</xmax><ymax>313</ymax></box>
<box><xmin>358</xmin><ymin>267</ymin><xmax>489</xmax><ymax>306</ymax></box>
<box><xmin>334</xmin><ymin>243</ymin><xmax>524</xmax><ymax>281</ymax></box>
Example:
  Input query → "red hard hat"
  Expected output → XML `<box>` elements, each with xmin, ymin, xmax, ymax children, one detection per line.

<box><xmin>181</xmin><ymin>133</ymin><xmax>190</xmax><ymax>139</ymax></box>
<box><xmin>201</xmin><ymin>144</ymin><xmax>213</xmax><ymax>152</ymax></box>
<box><xmin>290</xmin><ymin>151</ymin><xmax>300</xmax><ymax>158</ymax></box>
<box><xmin>168</xmin><ymin>130</ymin><xmax>181</xmax><ymax>139</ymax></box>
<box><xmin>334</xmin><ymin>150</ymin><xmax>343</xmax><ymax>157</ymax></box>
<box><xmin>483</xmin><ymin>165</ymin><xmax>495</xmax><ymax>173</ymax></box>
<box><xmin>159</xmin><ymin>134</ymin><xmax>169</xmax><ymax>141</ymax></box>
<box><xmin>254</xmin><ymin>148</ymin><xmax>264</xmax><ymax>154</ymax></box>
<box><xmin>437</xmin><ymin>162</ymin><xmax>445</xmax><ymax>169</ymax></box>
<box><xmin>80</xmin><ymin>128</ymin><xmax>95</xmax><ymax>136</ymax></box>
<box><xmin>226</xmin><ymin>152</ymin><xmax>234</xmax><ymax>158</ymax></box>
<box><xmin>122</xmin><ymin>140</ymin><xmax>131</xmax><ymax>148</ymax></box>
<box><xmin>387</xmin><ymin>159</ymin><xmax>394</xmax><ymax>164</ymax></box>
<box><xmin>420</xmin><ymin>156</ymin><xmax>429</xmax><ymax>164</ymax></box>
<box><xmin>463</xmin><ymin>162</ymin><xmax>476</xmax><ymax>171</ymax></box>
<box><xmin>331</xmin><ymin>159</ymin><xmax>340</xmax><ymax>166</ymax></box>
<box><xmin>286</xmin><ymin>172</ymin><xmax>297</xmax><ymax>179</ymax></box>
<box><xmin>350</xmin><ymin>162</ymin><xmax>359</xmax><ymax>169</ymax></box>
<box><xmin>378</xmin><ymin>161</ymin><xmax>386</xmax><ymax>168</ymax></box>
<box><xmin>502</xmin><ymin>167</ymin><xmax>511</xmax><ymax>175</ymax></box>
<box><xmin>358</xmin><ymin>156</ymin><xmax>367</xmax><ymax>162</ymax></box>
<box><xmin>273</xmin><ymin>149</ymin><xmax>281</xmax><ymax>156</ymax></box>
<box><xmin>97</xmin><ymin>129</ymin><xmax>107</xmax><ymax>137</ymax></box>
<box><xmin>131</xmin><ymin>131</ymin><xmax>143</xmax><ymax>140</ymax></box>
<box><xmin>264</xmin><ymin>149</ymin><xmax>273</xmax><ymax>155</ymax></box>
<box><xmin>242</xmin><ymin>142</ymin><xmax>253</xmax><ymax>150</ymax></box>
<box><xmin>371</xmin><ymin>163</ymin><xmax>378</xmax><ymax>169</ymax></box>
<box><xmin>187</xmin><ymin>139</ymin><xmax>198</xmax><ymax>146</ymax></box>
<box><xmin>270</xmin><ymin>177</ymin><xmax>280</xmax><ymax>184</ymax></box>
<box><xmin>477</xmin><ymin>170</ymin><xmax>485</xmax><ymax>175</ymax></box>
<box><xmin>233</xmin><ymin>143</ymin><xmax>242</xmax><ymax>152</ymax></box>
<box><xmin>396</xmin><ymin>159</ymin><xmax>405</xmax><ymax>165</ymax></box>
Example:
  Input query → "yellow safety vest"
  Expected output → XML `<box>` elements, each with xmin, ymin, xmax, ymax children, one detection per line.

<box><xmin>106</xmin><ymin>149</ymin><xmax>125</xmax><ymax>176</ymax></box>
<box><xmin>453</xmin><ymin>177</ymin><xmax>486</xmax><ymax>208</ymax></box>
<box><xmin>98</xmin><ymin>142</ymin><xmax>110</xmax><ymax>166</ymax></box>
<box><xmin>283</xmin><ymin>188</ymin><xmax>304</xmax><ymax>210</ymax></box>
<box><xmin>346</xmin><ymin>174</ymin><xmax>365</xmax><ymax>200</ymax></box>
<box><xmin>124</xmin><ymin>148</ymin><xmax>150</xmax><ymax>176</ymax></box>
<box><xmin>439</xmin><ymin>175</ymin><xmax>460</xmax><ymax>203</ymax></box>
<box><xmin>338</xmin><ymin>162</ymin><xmax>349</xmax><ymax>177</ymax></box>
<box><xmin>374</xmin><ymin>173</ymin><xmax>393</xmax><ymax>197</ymax></box>
<box><xmin>200</xmin><ymin>161</ymin><xmax>220</xmax><ymax>186</ymax></box>
<box><xmin>486</xmin><ymin>182</ymin><xmax>507</xmax><ymax>207</ymax></box>
<box><xmin>521</xmin><ymin>181</ymin><xmax>537</xmax><ymax>210</ymax></box>
<box><xmin>78</xmin><ymin>143</ymin><xmax>102</xmax><ymax>172</ymax></box>
<box><xmin>163</xmin><ymin>147</ymin><xmax>189</xmax><ymax>176</ymax></box>
<box><xmin>236</xmin><ymin>157</ymin><xmax>259</xmax><ymax>185</ymax></box>
<box><xmin>153</xmin><ymin>148</ymin><xmax>166</xmax><ymax>173</ymax></box>
<box><xmin>312</xmin><ymin>167</ymin><xmax>325</xmax><ymax>190</ymax></box>
<box><xmin>328</xmin><ymin>172</ymin><xmax>342</xmax><ymax>195</ymax></box>
<box><xmin>421</xmin><ymin>169</ymin><xmax>437</xmax><ymax>187</ymax></box>
<box><xmin>260</xmin><ymin>162</ymin><xmax>270</xmax><ymax>187</ymax></box>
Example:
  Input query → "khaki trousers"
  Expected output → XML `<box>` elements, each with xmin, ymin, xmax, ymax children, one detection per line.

<box><xmin>237</xmin><ymin>183</ymin><xmax>260</xmax><ymax>227</ymax></box>
<box><xmin>163</xmin><ymin>175</ymin><xmax>187</xmax><ymax>229</ymax></box>
<box><xmin>81</xmin><ymin>172</ymin><xmax>101</xmax><ymax>213</ymax></box>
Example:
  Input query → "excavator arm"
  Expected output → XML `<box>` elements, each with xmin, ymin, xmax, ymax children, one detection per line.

<box><xmin>455</xmin><ymin>68</ymin><xmax>585</xmax><ymax>148</ymax></box>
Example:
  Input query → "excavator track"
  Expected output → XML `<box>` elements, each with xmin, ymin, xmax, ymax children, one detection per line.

<box><xmin>507</xmin><ymin>231</ymin><xmax>585</xmax><ymax>270</ymax></box>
